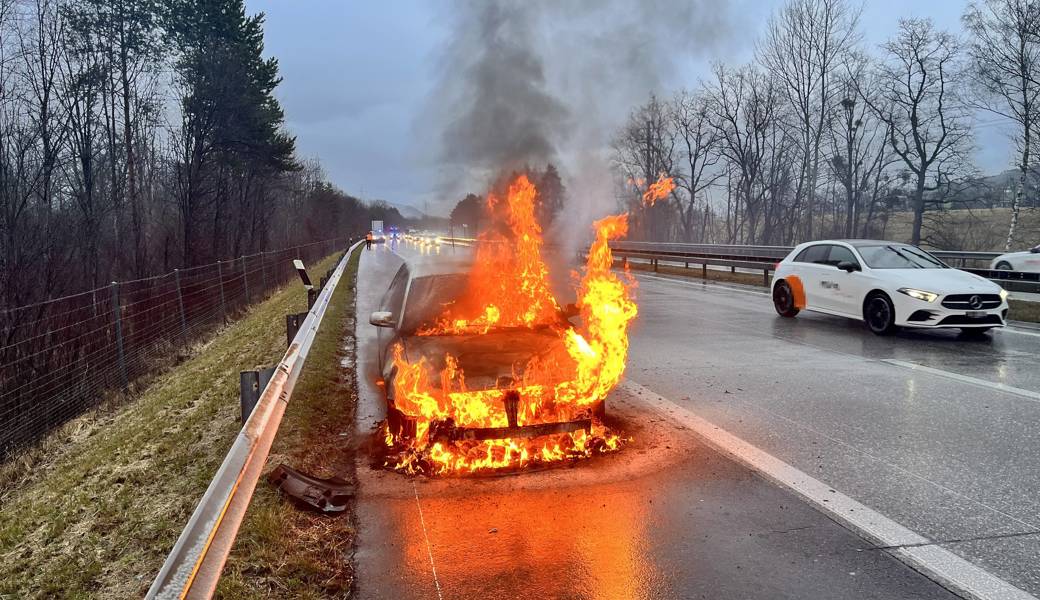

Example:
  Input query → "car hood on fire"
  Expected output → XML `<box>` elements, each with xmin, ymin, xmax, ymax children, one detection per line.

<box><xmin>399</xmin><ymin>328</ymin><xmax>572</xmax><ymax>390</ymax></box>
<box><xmin>875</xmin><ymin>268</ymin><xmax>1001</xmax><ymax>294</ymax></box>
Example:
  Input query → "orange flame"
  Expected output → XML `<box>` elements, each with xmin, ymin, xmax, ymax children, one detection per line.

<box><xmin>384</xmin><ymin>174</ymin><xmax>637</xmax><ymax>475</ymax></box>
<box><xmin>641</xmin><ymin>174</ymin><xmax>675</xmax><ymax>206</ymax></box>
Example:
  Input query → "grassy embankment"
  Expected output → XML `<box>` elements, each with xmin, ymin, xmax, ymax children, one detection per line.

<box><xmin>215</xmin><ymin>247</ymin><xmax>361</xmax><ymax>599</ymax></box>
<box><xmin>0</xmin><ymin>248</ymin><xmax>354</xmax><ymax>599</ymax></box>
<box><xmin>627</xmin><ymin>260</ymin><xmax>1040</xmax><ymax>324</ymax></box>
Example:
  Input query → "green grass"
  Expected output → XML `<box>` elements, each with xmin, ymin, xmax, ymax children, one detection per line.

<box><xmin>0</xmin><ymin>251</ymin><xmax>348</xmax><ymax>599</ymax></box>
<box><xmin>628</xmin><ymin>259</ymin><xmax>1040</xmax><ymax>324</ymax></box>
<box><xmin>215</xmin><ymin>246</ymin><xmax>360</xmax><ymax>599</ymax></box>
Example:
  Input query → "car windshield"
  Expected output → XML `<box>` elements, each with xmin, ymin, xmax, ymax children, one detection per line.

<box><xmin>401</xmin><ymin>274</ymin><xmax>564</xmax><ymax>334</ymax></box>
<box><xmin>856</xmin><ymin>244</ymin><xmax>948</xmax><ymax>269</ymax></box>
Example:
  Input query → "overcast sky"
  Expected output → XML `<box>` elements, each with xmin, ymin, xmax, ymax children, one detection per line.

<box><xmin>245</xmin><ymin>1</ymin><xmax>1015</xmax><ymax>215</ymax></box>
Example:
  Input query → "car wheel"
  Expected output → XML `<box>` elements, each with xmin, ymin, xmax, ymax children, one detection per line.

<box><xmin>996</xmin><ymin>261</ymin><xmax>1013</xmax><ymax>270</ymax></box>
<box><xmin>863</xmin><ymin>292</ymin><xmax>897</xmax><ymax>335</ymax></box>
<box><xmin>772</xmin><ymin>280</ymin><xmax>799</xmax><ymax>317</ymax></box>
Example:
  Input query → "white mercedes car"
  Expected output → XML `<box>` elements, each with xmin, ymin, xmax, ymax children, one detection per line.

<box><xmin>771</xmin><ymin>240</ymin><xmax>1009</xmax><ymax>336</ymax></box>
<box><xmin>990</xmin><ymin>243</ymin><xmax>1040</xmax><ymax>272</ymax></box>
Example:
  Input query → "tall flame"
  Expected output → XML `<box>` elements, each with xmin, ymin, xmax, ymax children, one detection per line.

<box><xmin>384</xmin><ymin>174</ymin><xmax>637</xmax><ymax>475</ymax></box>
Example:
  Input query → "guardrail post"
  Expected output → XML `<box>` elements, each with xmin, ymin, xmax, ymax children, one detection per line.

<box><xmin>653</xmin><ymin>258</ymin><xmax>658</xmax><ymax>273</ymax></box>
<box><xmin>110</xmin><ymin>282</ymin><xmax>129</xmax><ymax>391</ymax></box>
<box><xmin>174</xmin><ymin>269</ymin><xmax>188</xmax><ymax>340</ymax></box>
<box><xmin>239</xmin><ymin>367</ymin><xmax>275</xmax><ymax>424</ymax></box>
<box><xmin>286</xmin><ymin>311</ymin><xmax>308</xmax><ymax>346</ymax></box>
<box><xmin>242</xmin><ymin>256</ymin><xmax>250</xmax><ymax>303</ymax></box>
<box><xmin>217</xmin><ymin>260</ymin><xmax>227</xmax><ymax>323</ymax></box>
<box><xmin>306</xmin><ymin>289</ymin><xmax>317</xmax><ymax>309</ymax></box>
<box><xmin>702</xmin><ymin>262</ymin><xmax>707</xmax><ymax>279</ymax></box>
<box><xmin>763</xmin><ymin>268</ymin><xmax>770</xmax><ymax>286</ymax></box>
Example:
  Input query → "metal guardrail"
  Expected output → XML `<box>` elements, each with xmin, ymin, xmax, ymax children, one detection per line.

<box><xmin>146</xmin><ymin>240</ymin><xmax>361</xmax><ymax>600</ymax></box>
<box><xmin>607</xmin><ymin>241</ymin><xmax>1040</xmax><ymax>295</ymax></box>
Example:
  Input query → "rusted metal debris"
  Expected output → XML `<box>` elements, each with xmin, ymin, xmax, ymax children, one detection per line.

<box><xmin>268</xmin><ymin>463</ymin><xmax>355</xmax><ymax>513</ymax></box>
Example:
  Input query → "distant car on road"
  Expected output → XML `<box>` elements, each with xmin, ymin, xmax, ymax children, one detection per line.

<box><xmin>991</xmin><ymin>243</ymin><xmax>1040</xmax><ymax>272</ymax></box>
<box><xmin>771</xmin><ymin>240</ymin><xmax>1009</xmax><ymax>336</ymax></box>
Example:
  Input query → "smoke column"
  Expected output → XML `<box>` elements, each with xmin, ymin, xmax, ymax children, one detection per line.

<box><xmin>423</xmin><ymin>0</ymin><xmax>735</xmax><ymax>290</ymax></box>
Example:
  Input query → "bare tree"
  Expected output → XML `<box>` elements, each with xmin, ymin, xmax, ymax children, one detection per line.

<box><xmin>760</xmin><ymin>0</ymin><xmax>861</xmax><ymax>240</ymax></box>
<box><xmin>611</xmin><ymin>94</ymin><xmax>677</xmax><ymax>240</ymax></box>
<box><xmin>963</xmin><ymin>0</ymin><xmax>1040</xmax><ymax>250</ymax></box>
<box><xmin>707</xmin><ymin>64</ymin><xmax>790</xmax><ymax>244</ymax></box>
<box><xmin>670</xmin><ymin>88</ymin><xmax>722</xmax><ymax>242</ymax></box>
<box><xmin>827</xmin><ymin>54</ymin><xmax>893</xmax><ymax>237</ymax></box>
<box><xmin>865</xmin><ymin>19</ymin><xmax>972</xmax><ymax>245</ymax></box>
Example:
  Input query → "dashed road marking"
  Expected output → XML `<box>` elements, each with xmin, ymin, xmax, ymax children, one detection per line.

<box><xmin>624</xmin><ymin>378</ymin><xmax>1037</xmax><ymax>600</ymax></box>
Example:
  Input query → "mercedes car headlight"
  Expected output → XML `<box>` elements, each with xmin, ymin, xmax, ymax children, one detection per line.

<box><xmin>999</xmin><ymin>288</ymin><xmax>1009</xmax><ymax>301</ymax></box>
<box><xmin>898</xmin><ymin>288</ymin><xmax>938</xmax><ymax>303</ymax></box>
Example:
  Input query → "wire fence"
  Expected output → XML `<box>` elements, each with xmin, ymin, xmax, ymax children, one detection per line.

<box><xmin>0</xmin><ymin>237</ymin><xmax>348</xmax><ymax>456</ymax></box>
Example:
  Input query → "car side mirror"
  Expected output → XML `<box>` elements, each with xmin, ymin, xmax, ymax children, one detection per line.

<box><xmin>837</xmin><ymin>261</ymin><xmax>860</xmax><ymax>273</ymax></box>
<box><xmin>370</xmin><ymin>311</ymin><xmax>396</xmax><ymax>328</ymax></box>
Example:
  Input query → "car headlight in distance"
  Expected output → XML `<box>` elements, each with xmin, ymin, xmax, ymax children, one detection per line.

<box><xmin>898</xmin><ymin>287</ymin><xmax>938</xmax><ymax>302</ymax></box>
<box><xmin>999</xmin><ymin>288</ymin><xmax>1009</xmax><ymax>301</ymax></box>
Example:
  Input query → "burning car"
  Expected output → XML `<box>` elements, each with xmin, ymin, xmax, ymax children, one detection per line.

<box><xmin>372</xmin><ymin>174</ymin><xmax>637</xmax><ymax>475</ymax></box>
<box><xmin>371</xmin><ymin>259</ymin><xmax>602</xmax><ymax>454</ymax></box>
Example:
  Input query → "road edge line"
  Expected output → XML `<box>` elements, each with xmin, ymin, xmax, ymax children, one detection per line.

<box><xmin>621</xmin><ymin>378</ymin><xmax>1037</xmax><ymax>600</ymax></box>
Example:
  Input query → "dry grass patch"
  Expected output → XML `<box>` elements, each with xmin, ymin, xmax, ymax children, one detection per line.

<box><xmin>0</xmin><ymin>252</ymin><xmax>345</xmax><ymax>599</ymax></box>
<box><xmin>216</xmin><ymin>246</ymin><xmax>361</xmax><ymax>599</ymax></box>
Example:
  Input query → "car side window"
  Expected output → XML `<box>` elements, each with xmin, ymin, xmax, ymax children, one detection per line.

<box><xmin>827</xmin><ymin>245</ymin><xmax>859</xmax><ymax>268</ymax></box>
<box><xmin>381</xmin><ymin>265</ymin><xmax>409</xmax><ymax>317</ymax></box>
<box><xmin>794</xmin><ymin>244</ymin><xmax>829</xmax><ymax>264</ymax></box>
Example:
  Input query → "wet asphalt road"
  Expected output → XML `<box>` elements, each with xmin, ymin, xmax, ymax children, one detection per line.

<box><xmin>625</xmin><ymin>270</ymin><xmax>1040</xmax><ymax>594</ymax></box>
<box><xmin>350</xmin><ymin>241</ymin><xmax>968</xmax><ymax>600</ymax></box>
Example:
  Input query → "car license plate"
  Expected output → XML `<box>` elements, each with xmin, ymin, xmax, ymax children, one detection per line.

<box><xmin>965</xmin><ymin>311</ymin><xmax>986</xmax><ymax>318</ymax></box>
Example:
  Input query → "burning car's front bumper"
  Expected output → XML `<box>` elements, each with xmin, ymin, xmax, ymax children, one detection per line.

<box><xmin>387</xmin><ymin>389</ymin><xmax>605</xmax><ymax>445</ymax></box>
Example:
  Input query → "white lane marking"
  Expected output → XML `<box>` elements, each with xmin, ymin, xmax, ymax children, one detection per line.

<box><xmin>883</xmin><ymin>360</ymin><xmax>1040</xmax><ymax>404</ymax></box>
<box><xmin>623</xmin><ymin>379</ymin><xmax>1037</xmax><ymax>600</ymax></box>
<box><xmin>412</xmin><ymin>481</ymin><xmax>444</xmax><ymax>600</ymax></box>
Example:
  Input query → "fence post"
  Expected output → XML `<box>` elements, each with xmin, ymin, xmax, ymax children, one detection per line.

<box><xmin>175</xmin><ymin>269</ymin><xmax>188</xmax><ymax>340</ymax></box>
<box><xmin>217</xmin><ymin>260</ymin><xmax>227</xmax><ymax>323</ymax></box>
<box><xmin>260</xmin><ymin>250</ymin><xmax>268</xmax><ymax>293</ymax></box>
<box><xmin>242</xmin><ymin>256</ymin><xmax>250</xmax><ymax>304</ymax></box>
<box><xmin>110</xmin><ymin>282</ymin><xmax>129</xmax><ymax>391</ymax></box>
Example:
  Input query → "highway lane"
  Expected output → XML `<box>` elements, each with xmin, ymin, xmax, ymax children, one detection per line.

<box><xmin>350</xmin><ymin>240</ymin><xmax>959</xmax><ymax>600</ymax></box>
<box><xmin>627</xmin><ymin>271</ymin><xmax>1040</xmax><ymax>594</ymax></box>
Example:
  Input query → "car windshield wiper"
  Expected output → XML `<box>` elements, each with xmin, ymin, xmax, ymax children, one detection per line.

<box><xmin>901</xmin><ymin>246</ymin><xmax>947</xmax><ymax>268</ymax></box>
<box><xmin>887</xmin><ymin>245</ymin><xmax>925</xmax><ymax>268</ymax></box>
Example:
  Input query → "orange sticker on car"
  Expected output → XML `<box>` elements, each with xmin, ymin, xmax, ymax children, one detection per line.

<box><xmin>787</xmin><ymin>275</ymin><xmax>806</xmax><ymax>309</ymax></box>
